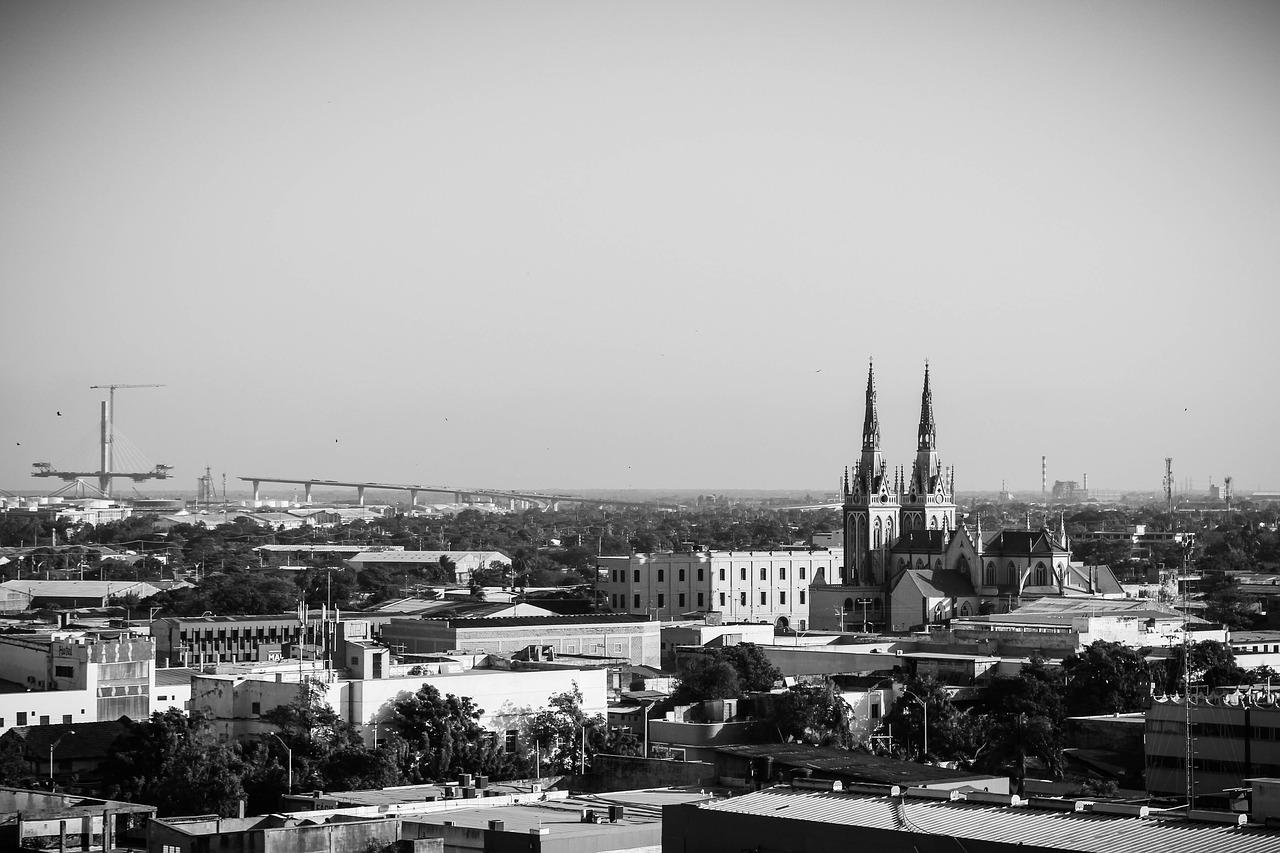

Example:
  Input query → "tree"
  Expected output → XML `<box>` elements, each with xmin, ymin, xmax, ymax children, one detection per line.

<box><xmin>671</xmin><ymin>658</ymin><xmax>742</xmax><ymax>705</ymax></box>
<box><xmin>105</xmin><ymin>710</ymin><xmax>249</xmax><ymax>817</ymax></box>
<box><xmin>527</xmin><ymin>684</ymin><xmax>636</xmax><ymax>774</ymax></box>
<box><xmin>707</xmin><ymin>643</ymin><xmax>782</xmax><ymax>693</ymax></box>
<box><xmin>882</xmin><ymin>676</ymin><xmax>975</xmax><ymax>762</ymax></box>
<box><xmin>1155</xmin><ymin>640</ymin><xmax>1250</xmax><ymax>695</ymax></box>
<box><xmin>752</xmin><ymin>681</ymin><xmax>856</xmax><ymax>748</ymax></box>
<box><xmin>973</xmin><ymin>660</ymin><xmax>1066</xmax><ymax>796</ymax></box>
<box><xmin>261</xmin><ymin>679</ymin><xmax>399</xmax><ymax>794</ymax></box>
<box><xmin>1062</xmin><ymin>640</ymin><xmax>1151</xmax><ymax>715</ymax></box>
<box><xmin>385</xmin><ymin>684</ymin><xmax>526</xmax><ymax>782</ymax></box>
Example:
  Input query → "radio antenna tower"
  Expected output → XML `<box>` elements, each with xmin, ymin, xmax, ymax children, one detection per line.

<box><xmin>1164</xmin><ymin>457</ymin><xmax>1174</xmax><ymax>517</ymax></box>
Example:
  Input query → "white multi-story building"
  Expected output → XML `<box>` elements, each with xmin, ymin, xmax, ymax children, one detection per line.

<box><xmin>599</xmin><ymin>549</ymin><xmax>841</xmax><ymax>630</ymax></box>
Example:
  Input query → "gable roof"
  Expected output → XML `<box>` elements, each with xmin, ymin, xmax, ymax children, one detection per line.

<box><xmin>982</xmin><ymin>528</ymin><xmax>1063</xmax><ymax>555</ymax></box>
<box><xmin>891</xmin><ymin>530</ymin><xmax>947</xmax><ymax>553</ymax></box>
<box><xmin>901</xmin><ymin>569</ymin><xmax>976</xmax><ymax>599</ymax></box>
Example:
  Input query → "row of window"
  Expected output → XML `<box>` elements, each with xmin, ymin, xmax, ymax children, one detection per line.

<box><xmin>619</xmin><ymin>590</ymin><xmax>809</xmax><ymax>610</ymax></box>
<box><xmin>613</xmin><ymin>565</ymin><xmax>815</xmax><ymax>584</ymax></box>
<box><xmin>1151</xmin><ymin>721</ymin><xmax>1280</xmax><ymax>741</ymax></box>
<box><xmin>981</xmin><ymin>561</ymin><xmax>1060</xmax><ymax>586</ymax></box>
<box><xmin>1147</xmin><ymin>754</ymin><xmax>1280</xmax><ymax>775</ymax></box>
<box><xmin>2</xmin><ymin>712</ymin><xmax>78</xmax><ymax>727</ymax></box>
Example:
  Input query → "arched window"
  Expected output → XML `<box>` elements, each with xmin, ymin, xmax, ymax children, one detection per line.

<box><xmin>957</xmin><ymin>556</ymin><xmax>970</xmax><ymax>577</ymax></box>
<box><xmin>898</xmin><ymin>557</ymin><xmax>908</xmax><ymax>569</ymax></box>
<box><xmin>874</xmin><ymin>519</ymin><xmax>882</xmax><ymax>547</ymax></box>
<box><xmin>985</xmin><ymin>562</ymin><xmax>996</xmax><ymax>585</ymax></box>
<box><xmin>930</xmin><ymin>517</ymin><xmax>938</xmax><ymax>530</ymax></box>
<box><xmin>960</xmin><ymin>602</ymin><xmax>971</xmax><ymax>617</ymax></box>
<box><xmin>843</xmin><ymin>598</ymin><xmax>854</xmax><ymax>612</ymax></box>
<box><xmin>1007</xmin><ymin>562</ymin><xmax>1017</xmax><ymax>585</ymax></box>
<box><xmin>1035</xmin><ymin>562</ymin><xmax>1048</xmax><ymax>586</ymax></box>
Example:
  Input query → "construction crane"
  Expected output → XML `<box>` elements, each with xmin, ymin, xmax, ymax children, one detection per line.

<box><xmin>31</xmin><ymin>383</ymin><xmax>170</xmax><ymax>497</ymax></box>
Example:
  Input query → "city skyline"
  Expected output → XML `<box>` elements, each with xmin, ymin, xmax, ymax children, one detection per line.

<box><xmin>3</xmin><ymin>2</ymin><xmax>1278</xmax><ymax>494</ymax></box>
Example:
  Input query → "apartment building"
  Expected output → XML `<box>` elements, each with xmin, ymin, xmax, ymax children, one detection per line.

<box><xmin>0</xmin><ymin>629</ymin><xmax>155</xmax><ymax>733</ymax></box>
<box><xmin>599</xmin><ymin>549</ymin><xmax>841</xmax><ymax>630</ymax></box>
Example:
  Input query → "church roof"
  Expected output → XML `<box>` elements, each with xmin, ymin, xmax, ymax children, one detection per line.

<box><xmin>903</xmin><ymin>569</ymin><xmax>976</xmax><ymax>599</ymax></box>
<box><xmin>892</xmin><ymin>530</ymin><xmax>947</xmax><ymax>552</ymax></box>
<box><xmin>981</xmin><ymin>528</ymin><xmax>1062</xmax><ymax>555</ymax></box>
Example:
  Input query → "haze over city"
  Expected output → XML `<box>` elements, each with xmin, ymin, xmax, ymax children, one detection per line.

<box><xmin>3</xmin><ymin>2</ymin><xmax>1278</xmax><ymax>495</ymax></box>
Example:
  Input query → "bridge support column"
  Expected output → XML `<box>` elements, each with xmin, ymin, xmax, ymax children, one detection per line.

<box><xmin>454</xmin><ymin>492</ymin><xmax>464</xmax><ymax>504</ymax></box>
<box><xmin>252</xmin><ymin>480</ymin><xmax>261</xmax><ymax>505</ymax></box>
<box><xmin>304</xmin><ymin>483</ymin><xmax>312</xmax><ymax>504</ymax></box>
<box><xmin>410</xmin><ymin>489</ymin><xmax>419</xmax><ymax>511</ymax></box>
<box><xmin>357</xmin><ymin>486</ymin><xmax>365</xmax><ymax>506</ymax></box>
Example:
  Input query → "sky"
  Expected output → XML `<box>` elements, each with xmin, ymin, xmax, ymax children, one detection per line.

<box><xmin>2</xmin><ymin>1</ymin><xmax>1278</xmax><ymax>497</ymax></box>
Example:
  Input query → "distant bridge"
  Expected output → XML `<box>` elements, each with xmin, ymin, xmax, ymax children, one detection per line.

<box><xmin>237</xmin><ymin>476</ymin><xmax>678</xmax><ymax>511</ymax></box>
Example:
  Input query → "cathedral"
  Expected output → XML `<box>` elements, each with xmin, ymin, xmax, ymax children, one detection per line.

<box><xmin>809</xmin><ymin>363</ymin><xmax>1121</xmax><ymax>633</ymax></box>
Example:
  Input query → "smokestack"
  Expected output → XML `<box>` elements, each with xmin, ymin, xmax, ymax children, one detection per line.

<box><xmin>1083</xmin><ymin>473</ymin><xmax>1088</xmax><ymax>491</ymax></box>
<box><xmin>1041</xmin><ymin>456</ymin><xmax>1047</xmax><ymax>501</ymax></box>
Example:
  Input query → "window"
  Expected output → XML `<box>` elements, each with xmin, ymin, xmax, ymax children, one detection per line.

<box><xmin>252</xmin><ymin>702</ymin><xmax>261</xmax><ymax>715</ymax></box>
<box><xmin>697</xmin><ymin>593</ymin><xmax>704</xmax><ymax>607</ymax></box>
<box><xmin>657</xmin><ymin>594</ymin><xmax>665</xmax><ymax>607</ymax></box>
<box><xmin>697</xmin><ymin>569</ymin><xmax>704</xmax><ymax>581</ymax></box>
<box><xmin>760</xmin><ymin>567</ymin><xmax>767</xmax><ymax>580</ymax></box>
<box><xmin>657</xmin><ymin>569</ymin><xmax>664</xmax><ymax>582</ymax></box>
<box><xmin>62</xmin><ymin>715</ymin><xmax>72</xmax><ymax>724</ymax></box>
<box><xmin>1034</xmin><ymin>562</ymin><xmax>1048</xmax><ymax>585</ymax></box>
<box><xmin>678</xmin><ymin>593</ymin><xmax>686</xmax><ymax>607</ymax></box>
<box><xmin>799</xmin><ymin>591</ymin><xmax>806</xmax><ymax>604</ymax></box>
<box><xmin>719</xmin><ymin>568</ymin><xmax>726</xmax><ymax>581</ymax></box>
<box><xmin>634</xmin><ymin>570</ymin><xmax>641</xmax><ymax>582</ymax></box>
<box><xmin>740</xmin><ymin>567</ymin><xmax>747</xmax><ymax>580</ymax></box>
<box><xmin>779</xmin><ymin>592</ymin><xmax>787</xmax><ymax>605</ymax></box>
<box><xmin>800</xmin><ymin>566</ymin><xmax>806</xmax><ymax>579</ymax></box>
<box><xmin>779</xmin><ymin>567</ymin><xmax>786</xmax><ymax>580</ymax></box>
<box><xmin>760</xmin><ymin>591</ymin><xmax>767</xmax><ymax>605</ymax></box>
<box><xmin>740</xmin><ymin>592</ymin><xmax>747</xmax><ymax>606</ymax></box>
<box><xmin>719</xmin><ymin>592</ymin><xmax>726</xmax><ymax>606</ymax></box>
<box><xmin>871</xmin><ymin>703</ymin><xmax>882</xmax><ymax>719</ymax></box>
<box><xmin>39</xmin><ymin>715</ymin><xmax>50</xmax><ymax>725</ymax></box>
<box><xmin>505</xmin><ymin>730</ymin><xmax>519</xmax><ymax>753</ymax></box>
<box><xmin>54</xmin><ymin>665</ymin><xmax>73</xmax><ymax>678</ymax></box>
<box><xmin>798</xmin><ymin>620</ymin><xmax>806</xmax><ymax>631</ymax></box>
<box><xmin>678</xmin><ymin>569</ymin><xmax>685</xmax><ymax>581</ymax></box>
<box><xmin>984</xmin><ymin>562</ymin><xmax>996</xmax><ymax>585</ymax></box>
<box><xmin>634</xmin><ymin>594</ymin><xmax>641</xmax><ymax>608</ymax></box>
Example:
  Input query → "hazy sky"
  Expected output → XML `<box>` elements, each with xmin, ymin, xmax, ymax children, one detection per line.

<box><xmin>2</xmin><ymin>1</ymin><xmax>1278</xmax><ymax>496</ymax></box>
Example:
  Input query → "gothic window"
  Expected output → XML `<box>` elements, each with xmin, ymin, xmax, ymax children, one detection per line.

<box><xmin>930</xmin><ymin>517</ymin><xmax>938</xmax><ymax>530</ymax></box>
<box><xmin>960</xmin><ymin>602</ymin><xmax>971</xmax><ymax>617</ymax></box>
<box><xmin>1007</xmin><ymin>562</ymin><xmax>1017</xmax><ymax>585</ymax></box>
<box><xmin>899</xmin><ymin>558</ymin><xmax>907</xmax><ymax>569</ymax></box>
<box><xmin>1035</xmin><ymin>562</ymin><xmax>1048</xmax><ymax>586</ymax></box>
<box><xmin>874</xmin><ymin>519</ymin><xmax>882</xmax><ymax>547</ymax></box>
<box><xmin>957</xmin><ymin>556</ymin><xmax>969</xmax><ymax>576</ymax></box>
<box><xmin>844</xmin><ymin>598</ymin><xmax>854</xmax><ymax>611</ymax></box>
<box><xmin>985</xmin><ymin>562</ymin><xmax>995</xmax><ymax>585</ymax></box>
<box><xmin>916</xmin><ymin>558</ymin><xmax>925</xmax><ymax>569</ymax></box>
<box><xmin>935</xmin><ymin>559</ymin><xmax>942</xmax><ymax>571</ymax></box>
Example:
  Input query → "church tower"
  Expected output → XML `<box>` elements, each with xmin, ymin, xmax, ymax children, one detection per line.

<box><xmin>843</xmin><ymin>362</ymin><xmax>899</xmax><ymax>586</ymax></box>
<box><xmin>900</xmin><ymin>363</ymin><xmax>957</xmax><ymax>533</ymax></box>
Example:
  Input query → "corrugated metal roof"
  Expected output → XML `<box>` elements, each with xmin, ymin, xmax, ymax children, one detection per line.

<box><xmin>702</xmin><ymin>788</ymin><xmax>1280</xmax><ymax>853</ymax></box>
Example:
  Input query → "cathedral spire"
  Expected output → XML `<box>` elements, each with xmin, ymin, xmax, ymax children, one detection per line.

<box><xmin>918</xmin><ymin>360</ymin><xmax>936</xmax><ymax>452</ymax></box>
<box><xmin>862</xmin><ymin>360</ymin><xmax>880</xmax><ymax>453</ymax></box>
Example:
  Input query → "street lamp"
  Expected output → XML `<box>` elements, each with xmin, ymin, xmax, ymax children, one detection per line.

<box><xmin>638</xmin><ymin>698</ymin><xmax>657</xmax><ymax>759</ymax></box>
<box><xmin>49</xmin><ymin>730</ymin><xmax>75</xmax><ymax>787</ymax></box>
<box><xmin>268</xmin><ymin>732</ymin><xmax>293</xmax><ymax>794</ymax></box>
<box><xmin>901</xmin><ymin>690</ymin><xmax>928</xmax><ymax>759</ymax></box>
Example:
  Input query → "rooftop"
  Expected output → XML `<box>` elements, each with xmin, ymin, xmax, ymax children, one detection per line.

<box><xmin>694</xmin><ymin>786</ymin><xmax>1280</xmax><ymax>853</ymax></box>
<box><xmin>714</xmin><ymin>744</ymin><xmax>1000</xmax><ymax>786</ymax></box>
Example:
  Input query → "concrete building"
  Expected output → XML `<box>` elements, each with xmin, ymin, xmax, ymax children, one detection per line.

<box><xmin>150</xmin><ymin>612</ymin><xmax>393</xmax><ymax>668</ymax></box>
<box><xmin>1146</xmin><ymin>694</ymin><xmax>1280</xmax><ymax>807</ymax></box>
<box><xmin>1</xmin><ymin>786</ymin><xmax>155</xmax><ymax>851</ymax></box>
<box><xmin>344</xmin><ymin>550</ymin><xmax>512</xmax><ymax>584</ymax></box>
<box><xmin>191</xmin><ymin>660</ymin><xmax>608</xmax><ymax>749</ymax></box>
<box><xmin>663</xmin><ymin>782</ymin><xmax>1280</xmax><ymax>853</ymax></box>
<box><xmin>0</xmin><ymin>629</ymin><xmax>155</xmax><ymax>733</ymax></box>
<box><xmin>599</xmin><ymin>549</ymin><xmax>841</xmax><ymax>630</ymax></box>
<box><xmin>381</xmin><ymin>614</ymin><xmax>660</xmax><ymax>668</ymax></box>
<box><xmin>659</xmin><ymin>619</ymin><xmax>775</xmax><ymax>669</ymax></box>
<box><xmin>0</xmin><ymin>580</ymin><xmax>164</xmax><ymax>611</ymax></box>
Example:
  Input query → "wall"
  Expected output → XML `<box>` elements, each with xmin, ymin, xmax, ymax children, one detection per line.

<box><xmin>0</xmin><ymin>689</ymin><xmax>95</xmax><ymax>733</ymax></box>
<box><xmin>383</xmin><ymin>619</ymin><xmax>660</xmax><ymax>668</ymax></box>
<box><xmin>576</xmin><ymin>754</ymin><xmax>716</xmax><ymax>792</ymax></box>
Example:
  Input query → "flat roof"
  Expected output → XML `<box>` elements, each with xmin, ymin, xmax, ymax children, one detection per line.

<box><xmin>695</xmin><ymin>786</ymin><xmax>1279</xmax><ymax>853</ymax></box>
<box><xmin>404</xmin><ymin>788</ymin><xmax>712</xmax><ymax>836</ymax></box>
<box><xmin>714</xmin><ymin>744</ymin><xmax>1000</xmax><ymax>786</ymax></box>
